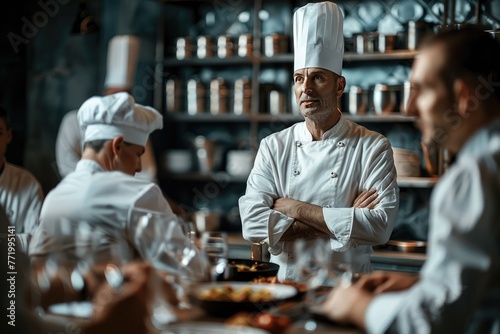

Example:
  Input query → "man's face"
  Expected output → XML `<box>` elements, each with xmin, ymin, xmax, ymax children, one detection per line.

<box><xmin>0</xmin><ymin>118</ymin><xmax>12</xmax><ymax>162</ymax></box>
<box><xmin>407</xmin><ymin>46</ymin><xmax>456</xmax><ymax>149</ymax></box>
<box><xmin>115</xmin><ymin>141</ymin><xmax>145</xmax><ymax>176</ymax></box>
<box><xmin>293</xmin><ymin>68</ymin><xmax>345</xmax><ymax>123</ymax></box>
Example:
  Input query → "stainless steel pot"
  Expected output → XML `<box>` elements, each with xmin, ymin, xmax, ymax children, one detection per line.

<box><xmin>348</xmin><ymin>86</ymin><xmax>367</xmax><ymax>115</ymax></box>
<box><xmin>373</xmin><ymin>84</ymin><xmax>397</xmax><ymax>115</ymax></box>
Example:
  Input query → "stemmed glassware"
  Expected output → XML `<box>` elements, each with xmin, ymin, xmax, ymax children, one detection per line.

<box><xmin>292</xmin><ymin>239</ymin><xmax>331</xmax><ymax>332</ymax></box>
<box><xmin>200</xmin><ymin>231</ymin><xmax>228</xmax><ymax>282</ymax></box>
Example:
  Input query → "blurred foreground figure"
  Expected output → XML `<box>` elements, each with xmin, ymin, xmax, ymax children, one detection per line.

<box><xmin>322</xmin><ymin>27</ymin><xmax>500</xmax><ymax>334</ymax></box>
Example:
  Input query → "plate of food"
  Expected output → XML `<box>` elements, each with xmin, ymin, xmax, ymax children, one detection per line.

<box><xmin>226</xmin><ymin>258</ymin><xmax>279</xmax><ymax>281</ymax></box>
<box><xmin>161</xmin><ymin>322</ymin><xmax>270</xmax><ymax>334</ymax></box>
<box><xmin>189</xmin><ymin>282</ymin><xmax>298</xmax><ymax>317</ymax></box>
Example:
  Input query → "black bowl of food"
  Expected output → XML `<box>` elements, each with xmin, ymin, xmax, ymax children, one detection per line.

<box><xmin>226</xmin><ymin>258</ymin><xmax>280</xmax><ymax>281</ymax></box>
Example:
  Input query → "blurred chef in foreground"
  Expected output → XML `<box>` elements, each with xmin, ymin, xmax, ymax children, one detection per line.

<box><xmin>239</xmin><ymin>1</ymin><xmax>399</xmax><ymax>280</ymax></box>
<box><xmin>322</xmin><ymin>27</ymin><xmax>500</xmax><ymax>333</ymax></box>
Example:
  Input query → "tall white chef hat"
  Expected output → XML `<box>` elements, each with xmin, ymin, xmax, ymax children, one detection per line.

<box><xmin>104</xmin><ymin>35</ymin><xmax>140</xmax><ymax>89</ymax></box>
<box><xmin>293</xmin><ymin>2</ymin><xmax>344</xmax><ymax>75</ymax></box>
<box><xmin>78</xmin><ymin>92</ymin><xmax>163</xmax><ymax>147</ymax></box>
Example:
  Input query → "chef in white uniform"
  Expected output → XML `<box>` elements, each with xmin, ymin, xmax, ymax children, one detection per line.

<box><xmin>322</xmin><ymin>27</ymin><xmax>500</xmax><ymax>333</ymax></box>
<box><xmin>239</xmin><ymin>2</ymin><xmax>399</xmax><ymax>280</ymax></box>
<box><xmin>30</xmin><ymin>93</ymin><xmax>197</xmax><ymax>275</ymax></box>
<box><xmin>0</xmin><ymin>107</ymin><xmax>44</xmax><ymax>252</ymax></box>
<box><xmin>55</xmin><ymin>35</ymin><xmax>158</xmax><ymax>182</ymax></box>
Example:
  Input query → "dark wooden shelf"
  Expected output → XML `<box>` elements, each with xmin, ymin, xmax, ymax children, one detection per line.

<box><xmin>160</xmin><ymin>171</ymin><xmax>248</xmax><ymax>183</ymax></box>
<box><xmin>161</xmin><ymin>50</ymin><xmax>419</xmax><ymax>68</ymax></box>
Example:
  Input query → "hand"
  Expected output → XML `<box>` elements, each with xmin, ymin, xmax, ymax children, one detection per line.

<box><xmin>89</xmin><ymin>262</ymin><xmax>152</xmax><ymax>334</ymax></box>
<box><xmin>357</xmin><ymin>271</ymin><xmax>419</xmax><ymax>294</ymax></box>
<box><xmin>353</xmin><ymin>189</ymin><xmax>379</xmax><ymax>208</ymax></box>
<box><xmin>321</xmin><ymin>282</ymin><xmax>373</xmax><ymax>328</ymax></box>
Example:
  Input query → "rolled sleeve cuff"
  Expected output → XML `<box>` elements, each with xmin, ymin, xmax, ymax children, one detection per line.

<box><xmin>323</xmin><ymin>207</ymin><xmax>354</xmax><ymax>250</ymax></box>
<box><xmin>267</xmin><ymin>211</ymin><xmax>294</xmax><ymax>254</ymax></box>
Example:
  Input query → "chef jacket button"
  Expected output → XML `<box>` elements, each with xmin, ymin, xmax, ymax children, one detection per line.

<box><xmin>293</xmin><ymin>170</ymin><xmax>300</xmax><ymax>176</ymax></box>
<box><xmin>337</xmin><ymin>141</ymin><xmax>345</xmax><ymax>147</ymax></box>
<box><xmin>330</xmin><ymin>171</ymin><xmax>338</xmax><ymax>178</ymax></box>
<box><xmin>296</xmin><ymin>142</ymin><xmax>302</xmax><ymax>147</ymax></box>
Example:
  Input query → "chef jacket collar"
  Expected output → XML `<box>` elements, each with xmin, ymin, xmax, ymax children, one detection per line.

<box><xmin>298</xmin><ymin>111</ymin><xmax>348</xmax><ymax>142</ymax></box>
<box><xmin>458</xmin><ymin>120</ymin><xmax>500</xmax><ymax>160</ymax></box>
<box><xmin>75</xmin><ymin>159</ymin><xmax>106</xmax><ymax>173</ymax></box>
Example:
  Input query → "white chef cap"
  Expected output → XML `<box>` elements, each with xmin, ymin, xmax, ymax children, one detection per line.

<box><xmin>293</xmin><ymin>1</ymin><xmax>344</xmax><ymax>75</ymax></box>
<box><xmin>78</xmin><ymin>92</ymin><xmax>163</xmax><ymax>147</ymax></box>
<box><xmin>104</xmin><ymin>35</ymin><xmax>140</xmax><ymax>89</ymax></box>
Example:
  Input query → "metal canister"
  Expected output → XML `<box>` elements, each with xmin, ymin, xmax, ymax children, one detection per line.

<box><xmin>165</xmin><ymin>78</ymin><xmax>182</xmax><ymax>113</ymax></box>
<box><xmin>217</xmin><ymin>35</ymin><xmax>234</xmax><ymax>58</ymax></box>
<box><xmin>348</xmin><ymin>86</ymin><xmax>367</xmax><ymax>115</ymax></box>
<box><xmin>237</xmin><ymin>34</ymin><xmax>253</xmax><ymax>57</ymax></box>
<box><xmin>263</xmin><ymin>33</ymin><xmax>288</xmax><ymax>57</ymax></box>
<box><xmin>401</xmin><ymin>80</ymin><xmax>413</xmax><ymax>115</ymax></box>
<box><xmin>176</xmin><ymin>37</ymin><xmax>191</xmax><ymax>60</ymax></box>
<box><xmin>209</xmin><ymin>78</ymin><xmax>229</xmax><ymax>115</ymax></box>
<box><xmin>269</xmin><ymin>90</ymin><xmax>284</xmax><ymax>115</ymax></box>
<box><xmin>233</xmin><ymin>77</ymin><xmax>251</xmax><ymax>115</ymax></box>
<box><xmin>197</xmin><ymin>35</ymin><xmax>213</xmax><ymax>59</ymax></box>
<box><xmin>187</xmin><ymin>78</ymin><xmax>205</xmax><ymax>115</ymax></box>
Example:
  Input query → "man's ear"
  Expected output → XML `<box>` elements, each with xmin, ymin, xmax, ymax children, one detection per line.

<box><xmin>337</xmin><ymin>76</ymin><xmax>346</xmax><ymax>97</ymax></box>
<box><xmin>111</xmin><ymin>136</ymin><xmax>124</xmax><ymax>156</ymax></box>
<box><xmin>453</xmin><ymin>78</ymin><xmax>472</xmax><ymax>118</ymax></box>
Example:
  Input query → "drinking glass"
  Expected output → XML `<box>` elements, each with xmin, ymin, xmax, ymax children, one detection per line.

<box><xmin>200</xmin><ymin>231</ymin><xmax>228</xmax><ymax>282</ymax></box>
<box><xmin>293</xmin><ymin>239</ymin><xmax>331</xmax><ymax>332</ymax></box>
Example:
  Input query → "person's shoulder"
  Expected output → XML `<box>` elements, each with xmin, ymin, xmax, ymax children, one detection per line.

<box><xmin>4</xmin><ymin>162</ymin><xmax>42</xmax><ymax>186</ymax></box>
<box><xmin>261</xmin><ymin>122</ymin><xmax>303</xmax><ymax>143</ymax></box>
<box><xmin>344</xmin><ymin>119</ymin><xmax>388</xmax><ymax>146</ymax></box>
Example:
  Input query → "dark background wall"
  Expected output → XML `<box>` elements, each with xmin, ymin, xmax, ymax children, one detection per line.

<box><xmin>1</xmin><ymin>0</ymin><xmax>159</xmax><ymax>192</ymax></box>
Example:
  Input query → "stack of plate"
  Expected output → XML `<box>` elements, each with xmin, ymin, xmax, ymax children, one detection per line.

<box><xmin>393</xmin><ymin>147</ymin><xmax>421</xmax><ymax>177</ymax></box>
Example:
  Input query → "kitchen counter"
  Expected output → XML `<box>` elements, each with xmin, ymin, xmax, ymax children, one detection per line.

<box><xmin>227</xmin><ymin>233</ymin><xmax>426</xmax><ymax>273</ymax></box>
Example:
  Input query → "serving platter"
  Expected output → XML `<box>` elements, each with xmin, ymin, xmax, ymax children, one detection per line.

<box><xmin>161</xmin><ymin>322</ymin><xmax>269</xmax><ymax>334</ymax></box>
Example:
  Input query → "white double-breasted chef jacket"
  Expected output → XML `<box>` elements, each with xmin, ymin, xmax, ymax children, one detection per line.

<box><xmin>239</xmin><ymin>115</ymin><xmax>399</xmax><ymax>280</ymax></box>
<box><xmin>29</xmin><ymin>159</ymin><xmax>198</xmax><ymax>275</ymax></box>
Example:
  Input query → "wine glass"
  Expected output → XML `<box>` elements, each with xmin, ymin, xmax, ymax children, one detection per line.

<box><xmin>200</xmin><ymin>231</ymin><xmax>228</xmax><ymax>282</ymax></box>
<box><xmin>292</xmin><ymin>239</ymin><xmax>331</xmax><ymax>332</ymax></box>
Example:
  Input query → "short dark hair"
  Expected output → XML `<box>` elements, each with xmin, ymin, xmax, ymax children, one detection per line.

<box><xmin>425</xmin><ymin>26</ymin><xmax>500</xmax><ymax>103</ymax></box>
<box><xmin>0</xmin><ymin>106</ymin><xmax>10</xmax><ymax>129</ymax></box>
<box><xmin>84</xmin><ymin>140</ymin><xmax>108</xmax><ymax>153</ymax></box>
<box><xmin>83</xmin><ymin>139</ymin><xmax>135</xmax><ymax>153</ymax></box>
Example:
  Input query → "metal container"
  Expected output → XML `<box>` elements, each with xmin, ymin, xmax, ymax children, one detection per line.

<box><xmin>209</xmin><ymin>77</ymin><xmax>229</xmax><ymax>115</ymax></box>
<box><xmin>237</xmin><ymin>34</ymin><xmax>253</xmax><ymax>57</ymax></box>
<box><xmin>191</xmin><ymin>136</ymin><xmax>224</xmax><ymax>173</ymax></box>
<box><xmin>401</xmin><ymin>80</ymin><xmax>413</xmax><ymax>115</ymax></box>
<box><xmin>269</xmin><ymin>90</ymin><xmax>284</xmax><ymax>115</ymax></box>
<box><xmin>217</xmin><ymin>35</ymin><xmax>234</xmax><ymax>58</ymax></box>
<box><xmin>378</xmin><ymin>34</ymin><xmax>398</xmax><ymax>53</ymax></box>
<box><xmin>407</xmin><ymin>21</ymin><xmax>434</xmax><ymax>50</ymax></box>
<box><xmin>165</xmin><ymin>78</ymin><xmax>182</xmax><ymax>113</ymax></box>
<box><xmin>373</xmin><ymin>84</ymin><xmax>397</xmax><ymax>115</ymax></box>
<box><xmin>262</xmin><ymin>33</ymin><xmax>288</xmax><ymax>57</ymax></box>
<box><xmin>348</xmin><ymin>86</ymin><xmax>367</xmax><ymax>115</ymax></box>
<box><xmin>354</xmin><ymin>33</ymin><xmax>378</xmax><ymax>54</ymax></box>
<box><xmin>197</xmin><ymin>35</ymin><xmax>213</xmax><ymax>59</ymax></box>
<box><xmin>176</xmin><ymin>37</ymin><xmax>192</xmax><ymax>60</ymax></box>
<box><xmin>186</xmin><ymin>78</ymin><xmax>205</xmax><ymax>115</ymax></box>
<box><xmin>233</xmin><ymin>77</ymin><xmax>251</xmax><ymax>115</ymax></box>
